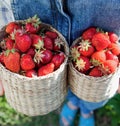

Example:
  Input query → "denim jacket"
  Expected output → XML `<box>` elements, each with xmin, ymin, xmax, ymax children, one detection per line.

<box><xmin>10</xmin><ymin>0</ymin><xmax>120</xmax><ymax>46</ymax></box>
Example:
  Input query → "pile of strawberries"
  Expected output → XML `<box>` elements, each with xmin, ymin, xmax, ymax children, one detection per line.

<box><xmin>0</xmin><ymin>15</ymin><xmax>66</xmax><ymax>77</ymax></box>
<box><xmin>70</xmin><ymin>27</ymin><xmax>120</xmax><ymax>77</ymax></box>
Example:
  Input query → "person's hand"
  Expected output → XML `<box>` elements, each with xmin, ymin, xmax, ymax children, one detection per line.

<box><xmin>0</xmin><ymin>80</ymin><xmax>4</xmax><ymax>96</ymax></box>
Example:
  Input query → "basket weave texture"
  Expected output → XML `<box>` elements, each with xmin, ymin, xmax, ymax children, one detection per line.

<box><xmin>0</xmin><ymin>23</ymin><xmax>69</xmax><ymax>116</ymax></box>
<box><xmin>68</xmin><ymin>38</ymin><xmax>120</xmax><ymax>102</ymax></box>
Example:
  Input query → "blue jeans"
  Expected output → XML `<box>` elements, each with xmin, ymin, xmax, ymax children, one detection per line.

<box><xmin>67</xmin><ymin>89</ymin><xmax>108</xmax><ymax>114</ymax></box>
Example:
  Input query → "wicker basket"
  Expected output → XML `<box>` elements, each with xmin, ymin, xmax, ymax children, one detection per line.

<box><xmin>0</xmin><ymin>22</ymin><xmax>69</xmax><ymax>116</ymax></box>
<box><xmin>68</xmin><ymin>38</ymin><xmax>120</xmax><ymax>102</ymax></box>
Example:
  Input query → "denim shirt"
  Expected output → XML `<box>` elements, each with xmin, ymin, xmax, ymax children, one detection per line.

<box><xmin>10</xmin><ymin>0</ymin><xmax>120</xmax><ymax>46</ymax></box>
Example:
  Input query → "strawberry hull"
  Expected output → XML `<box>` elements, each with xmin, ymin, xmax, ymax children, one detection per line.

<box><xmin>0</xmin><ymin>21</ymin><xmax>69</xmax><ymax>116</ymax></box>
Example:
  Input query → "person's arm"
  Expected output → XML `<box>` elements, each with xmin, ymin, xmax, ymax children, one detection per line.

<box><xmin>117</xmin><ymin>78</ymin><xmax>120</xmax><ymax>94</ymax></box>
<box><xmin>0</xmin><ymin>1</ymin><xmax>14</xmax><ymax>96</ymax></box>
<box><xmin>0</xmin><ymin>0</ymin><xmax>14</xmax><ymax>29</ymax></box>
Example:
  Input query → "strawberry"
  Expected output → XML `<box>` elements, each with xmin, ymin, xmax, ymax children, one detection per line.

<box><xmin>91</xmin><ymin>50</ymin><xmax>106</xmax><ymax>66</ymax></box>
<box><xmin>0</xmin><ymin>52</ymin><xmax>5</xmax><ymax>65</ymax></box>
<box><xmin>15</xmin><ymin>33</ymin><xmax>32</xmax><ymax>52</ymax></box>
<box><xmin>92</xmin><ymin>32</ymin><xmax>110</xmax><ymax>51</ymax></box>
<box><xmin>10</xmin><ymin>28</ymin><xmax>23</xmax><ymax>40</ymax></box>
<box><xmin>38</xmin><ymin>62</ymin><xmax>55</xmax><ymax>76</ymax></box>
<box><xmin>5</xmin><ymin>38</ymin><xmax>14</xmax><ymax>50</ymax></box>
<box><xmin>78</xmin><ymin>40</ymin><xmax>95</xmax><ymax>57</ymax></box>
<box><xmin>26</xmin><ymin>47</ymin><xmax>35</xmax><ymax>58</ymax></box>
<box><xmin>53</xmin><ymin>37</ymin><xmax>64</xmax><ymax>51</ymax></box>
<box><xmin>105</xmin><ymin>50</ymin><xmax>119</xmax><ymax>64</ymax></box>
<box><xmin>45</xmin><ymin>31</ymin><xmax>58</xmax><ymax>39</ymax></box>
<box><xmin>108</xmin><ymin>43</ymin><xmax>120</xmax><ymax>56</ymax></box>
<box><xmin>43</xmin><ymin>36</ymin><xmax>53</xmax><ymax>50</ymax></box>
<box><xmin>20</xmin><ymin>54</ymin><xmax>35</xmax><ymax>71</ymax></box>
<box><xmin>34</xmin><ymin>49</ymin><xmax>53</xmax><ymax>64</ymax></box>
<box><xmin>31</xmin><ymin>34</ymin><xmax>44</xmax><ymax>50</ymax></box>
<box><xmin>35</xmin><ymin>62</ymin><xmax>43</xmax><ymax>69</ymax></box>
<box><xmin>101</xmin><ymin>60</ymin><xmax>118</xmax><ymax>75</ymax></box>
<box><xmin>6</xmin><ymin>22</ymin><xmax>21</xmax><ymax>34</ymax></box>
<box><xmin>4</xmin><ymin>50</ymin><xmax>20</xmax><ymax>73</ymax></box>
<box><xmin>108</xmin><ymin>32</ymin><xmax>119</xmax><ymax>43</ymax></box>
<box><xmin>13</xmin><ymin>42</ymin><xmax>19</xmax><ymax>50</ymax></box>
<box><xmin>75</xmin><ymin>56</ymin><xmax>91</xmax><ymax>72</ymax></box>
<box><xmin>25</xmin><ymin>69</ymin><xmax>37</xmax><ymax>78</ymax></box>
<box><xmin>25</xmin><ymin>15</ymin><xmax>41</xmax><ymax>34</ymax></box>
<box><xmin>82</xmin><ymin>27</ymin><xmax>96</xmax><ymax>41</ymax></box>
<box><xmin>51</xmin><ymin>52</ymin><xmax>65</xmax><ymax>70</ymax></box>
<box><xmin>89</xmin><ymin>67</ymin><xmax>103</xmax><ymax>77</ymax></box>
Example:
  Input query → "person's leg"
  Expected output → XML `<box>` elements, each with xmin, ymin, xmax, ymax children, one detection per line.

<box><xmin>78</xmin><ymin>100</ymin><xmax>95</xmax><ymax>126</ymax></box>
<box><xmin>59</xmin><ymin>89</ymin><xmax>79</xmax><ymax>126</ymax></box>
<box><xmin>78</xmin><ymin>99</ymin><xmax>108</xmax><ymax>126</ymax></box>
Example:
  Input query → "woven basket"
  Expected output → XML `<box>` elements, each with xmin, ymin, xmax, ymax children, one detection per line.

<box><xmin>0</xmin><ymin>22</ymin><xmax>69</xmax><ymax>116</ymax></box>
<box><xmin>68</xmin><ymin>38</ymin><xmax>120</xmax><ymax>102</ymax></box>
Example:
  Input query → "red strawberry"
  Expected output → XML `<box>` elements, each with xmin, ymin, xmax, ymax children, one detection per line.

<box><xmin>91</xmin><ymin>50</ymin><xmax>106</xmax><ymax>66</ymax></box>
<box><xmin>108</xmin><ymin>32</ymin><xmax>119</xmax><ymax>43</ymax></box>
<box><xmin>53</xmin><ymin>37</ymin><xmax>64</xmax><ymax>51</ymax></box>
<box><xmin>10</xmin><ymin>28</ymin><xmax>25</xmax><ymax>41</ymax></box>
<box><xmin>38</xmin><ymin>62</ymin><xmax>55</xmax><ymax>76</ymax></box>
<box><xmin>43</xmin><ymin>36</ymin><xmax>53</xmax><ymax>50</ymax></box>
<box><xmin>75</xmin><ymin>56</ymin><xmax>91</xmax><ymax>72</ymax></box>
<box><xmin>92</xmin><ymin>32</ymin><xmax>110</xmax><ymax>51</ymax></box>
<box><xmin>0</xmin><ymin>52</ymin><xmax>5</xmax><ymax>65</ymax></box>
<box><xmin>4</xmin><ymin>50</ymin><xmax>20</xmax><ymax>73</ymax></box>
<box><xmin>15</xmin><ymin>33</ymin><xmax>32</xmax><ymax>52</ymax></box>
<box><xmin>89</xmin><ymin>67</ymin><xmax>103</xmax><ymax>77</ymax></box>
<box><xmin>31</xmin><ymin>34</ymin><xmax>44</xmax><ymax>49</ymax></box>
<box><xmin>101</xmin><ymin>60</ymin><xmax>118</xmax><ymax>75</ymax></box>
<box><xmin>20</xmin><ymin>54</ymin><xmax>35</xmax><ymax>71</ymax></box>
<box><xmin>25</xmin><ymin>15</ymin><xmax>41</xmax><ymax>34</ymax></box>
<box><xmin>108</xmin><ymin>43</ymin><xmax>120</xmax><ymax>56</ymax></box>
<box><xmin>34</xmin><ymin>49</ymin><xmax>53</xmax><ymax>64</ymax></box>
<box><xmin>35</xmin><ymin>62</ymin><xmax>43</xmax><ymax>69</ymax></box>
<box><xmin>13</xmin><ymin>42</ymin><xmax>19</xmax><ymax>50</ymax></box>
<box><xmin>25</xmin><ymin>69</ymin><xmax>37</xmax><ymax>78</ymax></box>
<box><xmin>6</xmin><ymin>22</ymin><xmax>21</xmax><ymax>34</ymax></box>
<box><xmin>26</xmin><ymin>47</ymin><xmax>35</xmax><ymax>58</ymax></box>
<box><xmin>25</xmin><ymin>23</ymin><xmax>39</xmax><ymax>34</ymax></box>
<box><xmin>45</xmin><ymin>31</ymin><xmax>58</xmax><ymax>39</ymax></box>
<box><xmin>78</xmin><ymin>40</ymin><xmax>95</xmax><ymax>57</ymax></box>
<box><xmin>82</xmin><ymin>27</ymin><xmax>96</xmax><ymax>40</ymax></box>
<box><xmin>105</xmin><ymin>50</ymin><xmax>119</xmax><ymax>64</ymax></box>
<box><xmin>51</xmin><ymin>52</ymin><xmax>65</xmax><ymax>70</ymax></box>
<box><xmin>5</xmin><ymin>38</ymin><xmax>14</xmax><ymax>50</ymax></box>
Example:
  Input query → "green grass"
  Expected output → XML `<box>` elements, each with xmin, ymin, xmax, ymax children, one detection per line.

<box><xmin>0</xmin><ymin>94</ymin><xmax>120</xmax><ymax>126</ymax></box>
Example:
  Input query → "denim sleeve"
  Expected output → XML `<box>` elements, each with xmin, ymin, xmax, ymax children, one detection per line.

<box><xmin>0</xmin><ymin>0</ymin><xmax>14</xmax><ymax>28</ymax></box>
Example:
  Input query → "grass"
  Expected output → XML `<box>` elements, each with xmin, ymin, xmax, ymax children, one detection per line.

<box><xmin>0</xmin><ymin>94</ymin><xmax>120</xmax><ymax>126</ymax></box>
